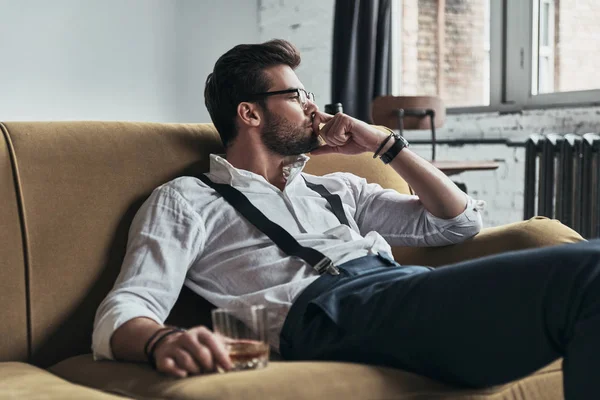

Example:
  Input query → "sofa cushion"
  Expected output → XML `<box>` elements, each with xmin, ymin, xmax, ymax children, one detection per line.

<box><xmin>392</xmin><ymin>216</ymin><xmax>585</xmax><ymax>268</ymax></box>
<box><xmin>2</xmin><ymin>122</ymin><xmax>223</xmax><ymax>367</ymax></box>
<box><xmin>0</xmin><ymin>362</ymin><xmax>125</xmax><ymax>399</ymax></box>
<box><xmin>0</xmin><ymin>123</ymin><xmax>28</xmax><ymax>362</ymax></box>
<box><xmin>50</xmin><ymin>354</ymin><xmax>563</xmax><ymax>400</ymax></box>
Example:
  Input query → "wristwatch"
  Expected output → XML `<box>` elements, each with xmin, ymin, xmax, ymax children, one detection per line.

<box><xmin>380</xmin><ymin>133</ymin><xmax>410</xmax><ymax>164</ymax></box>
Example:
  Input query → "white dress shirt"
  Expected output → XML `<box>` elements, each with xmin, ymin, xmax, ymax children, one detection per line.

<box><xmin>92</xmin><ymin>154</ymin><xmax>485</xmax><ymax>360</ymax></box>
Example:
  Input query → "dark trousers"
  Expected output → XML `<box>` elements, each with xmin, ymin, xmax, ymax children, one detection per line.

<box><xmin>279</xmin><ymin>239</ymin><xmax>600</xmax><ymax>399</ymax></box>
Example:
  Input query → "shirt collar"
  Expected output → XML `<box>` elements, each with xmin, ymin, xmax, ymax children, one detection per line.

<box><xmin>208</xmin><ymin>153</ymin><xmax>310</xmax><ymax>190</ymax></box>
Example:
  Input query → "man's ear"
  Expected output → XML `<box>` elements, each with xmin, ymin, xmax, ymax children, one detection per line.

<box><xmin>237</xmin><ymin>102</ymin><xmax>261</xmax><ymax>128</ymax></box>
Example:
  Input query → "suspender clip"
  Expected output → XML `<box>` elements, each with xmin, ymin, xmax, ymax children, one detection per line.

<box><xmin>314</xmin><ymin>257</ymin><xmax>340</xmax><ymax>275</ymax></box>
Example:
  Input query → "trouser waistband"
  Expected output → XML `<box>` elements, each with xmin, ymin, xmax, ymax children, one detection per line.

<box><xmin>280</xmin><ymin>253</ymin><xmax>397</xmax><ymax>350</ymax></box>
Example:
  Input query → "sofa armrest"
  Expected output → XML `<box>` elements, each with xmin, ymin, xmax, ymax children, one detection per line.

<box><xmin>391</xmin><ymin>216</ymin><xmax>585</xmax><ymax>268</ymax></box>
<box><xmin>49</xmin><ymin>354</ymin><xmax>564</xmax><ymax>400</ymax></box>
<box><xmin>0</xmin><ymin>362</ymin><xmax>122</xmax><ymax>399</ymax></box>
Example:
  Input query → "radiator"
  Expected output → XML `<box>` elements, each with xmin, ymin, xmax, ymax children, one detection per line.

<box><xmin>524</xmin><ymin>133</ymin><xmax>600</xmax><ymax>239</ymax></box>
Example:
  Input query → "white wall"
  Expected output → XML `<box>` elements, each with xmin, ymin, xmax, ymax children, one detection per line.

<box><xmin>0</xmin><ymin>0</ymin><xmax>259</xmax><ymax>122</ymax></box>
<box><xmin>0</xmin><ymin>0</ymin><xmax>179</xmax><ymax>121</ymax></box>
<box><xmin>175</xmin><ymin>0</ymin><xmax>260</xmax><ymax>122</ymax></box>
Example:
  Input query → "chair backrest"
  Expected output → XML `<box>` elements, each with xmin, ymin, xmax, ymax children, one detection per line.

<box><xmin>371</xmin><ymin>96</ymin><xmax>446</xmax><ymax>130</ymax></box>
<box><xmin>372</xmin><ymin>96</ymin><xmax>446</xmax><ymax>161</ymax></box>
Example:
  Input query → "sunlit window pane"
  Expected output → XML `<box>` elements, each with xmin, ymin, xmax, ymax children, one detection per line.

<box><xmin>533</xmin><ymin>0</ymin><xmax>600</xmax><ymax>95</ymax></box>
<box><xmin>398</xmin><ymin>0</ymin><xmax>490</xmax><ymax>108</ymax></box>
<box><xmin>541</xmin><ymin>3</ymin><xmax>550</xmax><ymax>46</ymax></box>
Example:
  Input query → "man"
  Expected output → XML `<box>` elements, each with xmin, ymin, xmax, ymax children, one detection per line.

<box><xmin>93</xmin><ymin>40</ymin><xmax>600</xmax><ymax>398</ymax></box>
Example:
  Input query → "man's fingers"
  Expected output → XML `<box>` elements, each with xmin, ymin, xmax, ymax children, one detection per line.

<box><xmin>321</xmin><ymin>125</ymin><xmax>347</xmax><ymax>147</ymax></box>
<box><xmin>330</xmin><ymin>132</ymin><xmax>348</xmax><ymax>146</ymax></box>
<box><xmin>318</xmin><ymin>112</ymin><xmax>352</xmax><ymax>147</ymax></box>
<box><xmin>152</xmin><ymin>328</ymin><xmax>218</xmax><ymax>377</ymax></box>
<box><xmin>312</xmin><ymin>110</ymin><xmax>334</xmax><ymax>133</ymax></box>
<box><xmin>172</xmin><ymin>348</ymin><xmax>202</xmax><ymax>375</ymax></box>
<box><xmin>181</xmin><ymin>337</ymin><xmax>215</xmax><ymax>372</ymax></box>
<box><xmin>153</xmin><ymin>326</ymin><xmax>233</xmax><ymax>376</ymax></box>
<box><xmin>157</xmin><ymin>356</ymin><xmax>188</xmax><ymax>378</ymax></box>
<box><xmin>197</xmin><ymin>328</ymin><xmax>233</xmax><ymax>371</ymax></box>
<box><xmin>313</xmin><ymin>110</ymin><xmax>334</xmax><ymax>122</ymax></box>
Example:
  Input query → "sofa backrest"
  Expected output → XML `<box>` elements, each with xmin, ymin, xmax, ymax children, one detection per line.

<box><xmin>2</xmin><ymin>122</ymin><xmax>223</xmax><ymax>367</ymax></box>
<box><xmin>0</xmin><ymin>124</ymin><xmax>29</xmax><ymax>362</ymax></box>
<box><xmin>1</xmin><ymin>121</ymin><xmax>411</xmax><ymax>368</ymax></box>
<box><xmin>304</xmin><ymin>151</ymin><xmax>411</xmax><ymax>194</ymax></box>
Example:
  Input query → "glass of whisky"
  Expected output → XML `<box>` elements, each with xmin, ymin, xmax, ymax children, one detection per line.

<box><xmin>211</xmin><ymin>305</ymin><xmax>270</xmax><ymax>372</ymax></box>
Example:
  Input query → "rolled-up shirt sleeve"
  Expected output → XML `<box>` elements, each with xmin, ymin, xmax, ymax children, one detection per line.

<box><xmin>342</xmin><ymin>174</ymin><xmax>485</xmax><ymax>247</ymax></box>
<box><xmin>92</xmin><ymin>186</ymin><xmax>204</xmax><ymax>360</ymax></box>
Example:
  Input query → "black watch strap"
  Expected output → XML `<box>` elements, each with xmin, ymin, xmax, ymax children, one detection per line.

<box><xmin>380</xmin><ymin>133</ymin><xmax>409</xmax><ymax>164</ymax></box>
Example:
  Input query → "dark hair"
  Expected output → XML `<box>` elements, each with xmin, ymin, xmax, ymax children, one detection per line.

<box><xmin>204</xmin><ymin>39</ymin><xmax>301</xmax><ymax>148</ymax></box>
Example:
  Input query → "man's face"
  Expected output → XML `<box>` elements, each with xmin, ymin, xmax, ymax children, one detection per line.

<box><xmin>259</xmin><ymin>65</ymin><xmax>320</xmax><ymax>156</ymax></box>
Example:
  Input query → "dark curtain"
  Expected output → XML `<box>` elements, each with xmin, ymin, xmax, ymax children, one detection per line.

<box><xmin>331</xmin><ymin>0</ymin><xmax>392</xmax><ymax>123</ymax></box>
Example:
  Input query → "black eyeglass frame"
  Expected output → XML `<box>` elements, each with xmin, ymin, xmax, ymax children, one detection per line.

<box><xmin>246</xmin><ymin>88</ymin><xmax>315</xmax><ymax>108</ymax></box>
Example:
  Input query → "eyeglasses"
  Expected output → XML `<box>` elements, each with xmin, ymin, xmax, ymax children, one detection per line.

<box><xmin>248</xmin><ymin>88</ymin><xmax>315</xmax><ymax>109</ymax></box>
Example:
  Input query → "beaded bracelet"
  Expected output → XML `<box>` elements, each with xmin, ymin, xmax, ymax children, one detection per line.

<box><xmin>143</xmin><ymin>327</ymin><xmax>172</xmax><ymax>359</ymax></box>
<box><xmin>373</xmin><ymin>131</ymin><xmax>394</xmax><ymax>158</ymax></box>
<box><xmin>147</xmin><ymin>328</ymin><xmax>186</xmax><ymax>369</ymax></box>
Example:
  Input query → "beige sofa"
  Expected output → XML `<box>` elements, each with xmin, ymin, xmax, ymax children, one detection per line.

<box><xmin>0</xmin><ymin>121</ymin><xmax>584</xmax><ymax>399</ymax></box>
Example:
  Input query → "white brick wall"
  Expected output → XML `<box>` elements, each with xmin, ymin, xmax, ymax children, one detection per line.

<box><xmin>408</xmin><ymin>144</ymin><xmax>525</xmax><ymax>228</ymax></box>
<box><xmin>556</xmin><ymin>0</ymin><xmax>600</xmax><ymax>92</ymax></box>
<box><xmin>258</xmin><ymin>0</ymin><xmax>600</xmax><ymax>229</ymax></box>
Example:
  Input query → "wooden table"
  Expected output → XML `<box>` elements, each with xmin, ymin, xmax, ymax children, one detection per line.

<box><xmin>431</xmin><ymin>160</ymin><xmax>500</xmax><ymax>176</ymax></box>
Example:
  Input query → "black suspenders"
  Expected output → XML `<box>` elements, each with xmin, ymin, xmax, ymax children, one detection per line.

<box><xmin>196</xmin><ymin>173</ymin><xmax>347</xmax><ymax>275</ymax></box>
<box><xmin>301</xmin><ymin>177</ymin><xmax>350</xmax><ymax>227</ymax></box>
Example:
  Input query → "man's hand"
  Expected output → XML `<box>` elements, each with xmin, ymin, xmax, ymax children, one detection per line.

<box><xmin>151</xmin><ymin>326</ymin><xmax>233</xmax><ymax>378</ymax></box>
<box><xmin>310</xmin><ymin>111</ymin><xmax>389</xmax><ymax>156</ymax></box>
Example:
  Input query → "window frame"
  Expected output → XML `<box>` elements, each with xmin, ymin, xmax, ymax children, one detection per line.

<box><xmin>392</xmin><ymin>0</ymin><xmax>600</xmax><ymax>114</ymax></box>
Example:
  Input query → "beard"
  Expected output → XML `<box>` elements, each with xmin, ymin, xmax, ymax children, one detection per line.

<box><xmin>260</xmin><ymin>110</ymin><xmax>321</xmax><ymax>156</ymax></box>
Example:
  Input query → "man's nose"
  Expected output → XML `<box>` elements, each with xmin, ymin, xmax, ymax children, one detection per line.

<box><xmin>305</xmin><ymin>99</ymin><xmax>319</xmax><ymax>115</ymax></box>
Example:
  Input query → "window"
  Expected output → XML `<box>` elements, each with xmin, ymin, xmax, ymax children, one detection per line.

<box><xmin>532</xmin><ymin>0</ymin><xmax>555</xmax><ymax>94</ymax></box>
<box><xmin>391</xmin><ymin>0</ymin><xmax>600</xmax><ymax>112</ymax></box>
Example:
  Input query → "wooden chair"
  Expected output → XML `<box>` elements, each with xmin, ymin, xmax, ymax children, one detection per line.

<box><xmin>371</xmin><ymin>96</ymin><xmax>500</xmax><ymax>177</ymax></box>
